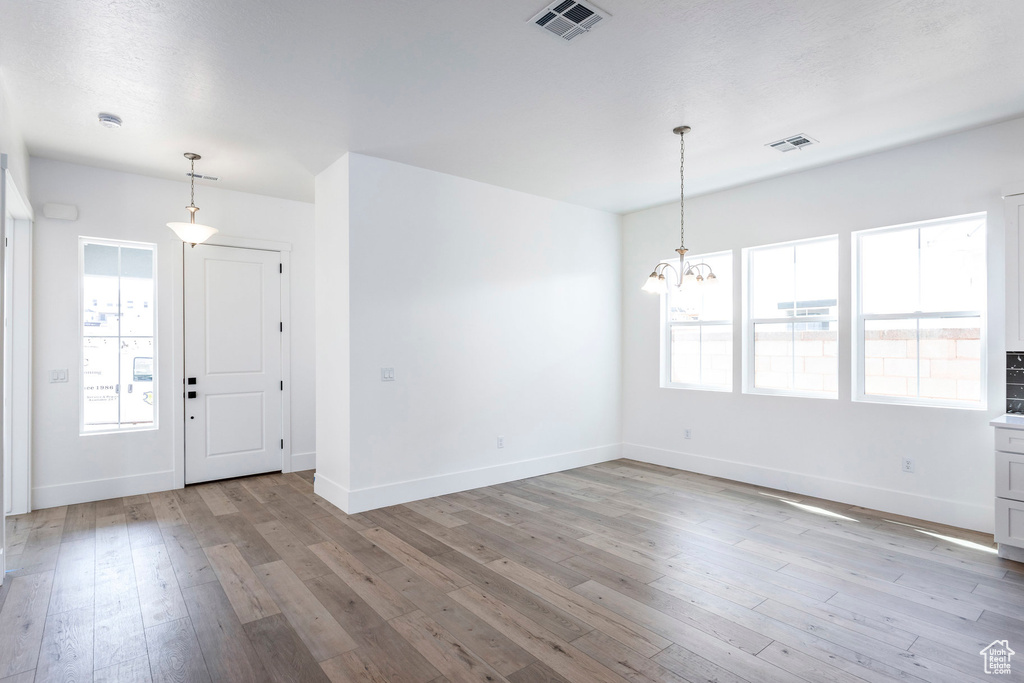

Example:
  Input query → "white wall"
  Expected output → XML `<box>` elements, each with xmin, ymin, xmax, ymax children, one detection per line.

<box><xmin>313</xmin><ymin>154</ymin><xmax>351</xmax><ymax>507</ymax></box>
<box><xmin>0</xmin><ymin>73</ymin><xmax>28</xmax><ymax>197</ymax></box>
<box><xmin>315</xmin><ymin>153</ymin><xmax>623</xmax><ymax>512</ymax></box>
<box><xmin>30</xmin><ymin>158</ymin><xmax>315</xmax><ymax>507</ymax></box>
<box><xmin>624</xmin><ymin>116</ymin><xmax>1024</xmax><ymax>533</ymax></box>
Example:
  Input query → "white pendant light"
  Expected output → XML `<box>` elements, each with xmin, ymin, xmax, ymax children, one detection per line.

<box><xmin>168</xmin><ymin>152</ymin><xmax>218</xmax><ymax>246</ymax></box>
<box><xmin>642</xmin><ymin>126</ymin><xmax>717</xmax><ymax>293</ymax></box>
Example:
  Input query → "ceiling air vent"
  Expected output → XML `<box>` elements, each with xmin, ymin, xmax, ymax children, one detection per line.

<box><xmin>767</xmin><ymin>134</ymin><xmax>817</xmax><ymax>152</ymax></box>
<box><xmin>531</xmin><ymin>1</ymin><xmax>609</xmax><ymax>42</ymax></box>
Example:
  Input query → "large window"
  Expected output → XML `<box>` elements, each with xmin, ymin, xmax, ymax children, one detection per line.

<box><xmin>855</xmin><ymin>213</ymin><xmax>985</xmax><ymax>407</ymax></box>
<box><xmin>663</xmin><ymin>251</ymin><xmax>733</xmax><ymax>390</ymax></box>
<box><xmin>745</xmin><ymin>236</ymin><xmax>838</xmax><ymax>397</ymax></box>
<box><xmin>81</xmin><ymin>239</ymin><xmax>157</xmax><ymax>432</ymax></box>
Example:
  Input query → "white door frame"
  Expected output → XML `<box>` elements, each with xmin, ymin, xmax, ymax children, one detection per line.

<box><xmin>174</xmin><ymin>235</ymin><xmax>292</xmax><ymax>489</ymax></box>
<box><xmin>2</xmin><ymin>163</ymin><xmax>33</xmax><ymax>517</ymax></box>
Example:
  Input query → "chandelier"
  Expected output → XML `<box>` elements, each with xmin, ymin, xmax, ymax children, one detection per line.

<box><xmin>642</xmin><ymin>126</ymin><xmax>716</xmax><ymax>294</ymax></box>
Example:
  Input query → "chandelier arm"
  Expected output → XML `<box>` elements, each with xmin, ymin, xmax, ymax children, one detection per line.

<box><xmin>655</xmin><ymin>262</ymin><xmax>681</xmax><ymax>287</ymax></box>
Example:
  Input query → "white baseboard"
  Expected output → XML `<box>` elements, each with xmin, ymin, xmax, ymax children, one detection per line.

<box><xmin>313</xmin><ymin>471</ymin><xmax>349</xmax><ymax>512</ymax></box>
<box><xmin>624</xmin><ymin>443</ymin><xmax>993</xmax><ymax>533</ymax></box>
<box><xmin>315</xmin><ymin>444</ymin><xmax>621</xmax><ymax>514</ymax></box>
<box><xmin>32</xmin><ymin>470</ymin><xmax>176</xmax><ymax>510</ymax></box>
<box><xmin>291</xmin><ymin>451</ymin><xmax>316</xmax><ymax>472</ymax></box>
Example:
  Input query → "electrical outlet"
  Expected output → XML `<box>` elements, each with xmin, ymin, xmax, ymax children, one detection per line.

<box><xmin>497</xmin><ymin>436</ymin><xmax>504</xmax><ymax>449</ymax></box>
<box><xmin>902</xmin><ymin>457</ymin><xmax>915</xmax><ymax>473</ymax></box>
<box><xmin>684</xmin><ymin>429</ymin><xmax>692</xmax><ymax>440</ymax></box>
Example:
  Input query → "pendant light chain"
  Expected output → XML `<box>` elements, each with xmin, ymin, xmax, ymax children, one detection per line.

<box><xmin>190</xmin><ymin>157</ymin><xmax>196</xmax><ymax>209</ymax></box>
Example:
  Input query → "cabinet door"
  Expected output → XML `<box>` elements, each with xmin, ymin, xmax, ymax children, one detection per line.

<box><xmin>997</xmin><ymin>452</ymin><xmax>1024</xmax><ymax>502</ymax></box>
<box><xmin>1005</xmin><ymin>186</ymin><xmax>1024</xmax><ymax>350</ymax></box>
<box><xmin>996</xmin><ymin>498</ymin><xmax>1024</xmax><ymax>547</ymax></box>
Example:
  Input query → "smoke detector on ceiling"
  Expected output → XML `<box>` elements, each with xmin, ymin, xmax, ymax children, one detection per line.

<box><xmin>97</xmin><ymin>113</ymin><xmax>123</xmax><ymax>129</ymax></box>
<box><xmin>767</xmin><ymin>134</ymin><xmax>817</xmax><ymax>152</ymax></box>
<box><xmin>531</xmin><ymin>1</ymin><xmax>609</xmax><ymax>42</ymax></box>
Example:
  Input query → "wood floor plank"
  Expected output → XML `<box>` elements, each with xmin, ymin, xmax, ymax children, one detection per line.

<box><xmin>148</xmin><ymin>492</ymin><xmax>186</xmax><ymax>529</ymax></box>
<box><xmin>125</xmin><ymin>502</ymin><xmax>164</xmax><ymax>551</ymax></box>
<box><xmin>218</xmin><ymin>513</ymin><xmax>282</xmax><ymax>567</ymax></box>
<box><xmin>133</xmin><ymin>544</ymin><xmax>188</xmax><ymax>629</ymax></box>
<box><xmin>450</xmin><ymin>585</ymin><xmax>627</xmax><ymax>683</ymax></box>
<box><xmin>378</xmin><ymin>566</ymin><xmax>535</xmax><ymax>677</ymax></box>
<box><xmin>204</xmin><ymin>543</ymin><xmax>280</xmax><ymax>624</ymax></box>
<box><xmin>309</xmin><ymin>541</ymin><xmax>417</xmax><ymax>620</ymax></box>
<box><xmin>94</xmin><ymin>655</ymin><xmax>152</xmax><ymax>683</ymax></box>
<box><xmin>94</xmin><ymin>562</ymin><xmax>148</xmax><ymax>671</ymax></box>
<box><xmin>60</xmin><ymin>502</ymin><xmax>97</xmax><ymax>543</ymax></box>
<box><xmin>145</xmin><ymin>617</ymin><xmax>211</xmax><ymax>683</ymax></box>
<box><xmin>361</xmin><ymin>527</ymin><xmax>468</xmax><ymax>592</ymax></box>
<box><xmin>160</xmin><ymin>525</ymin><xmax>215</xmax><ymax>590</ymax></box>
<box><xmin>243</xmin><ymin>614</ymin><xmax>331</xmax><ymax>683</ymax></box>
<box><xmin>0</xmin><ymin>571</ymin><xmax>54</xmax><ymax>677</ymax></box>
<box><xmin>195</xmin><ymin>483</ymin><xmax>239</xmax><ymax>516</ymax></box>
<box><xmin>254</xmin><ymin>518</ymin><xmax>332</xmax><ymax>581</ymax></box>
<box><xmin>182</xmin><ymin>580</ymin><xmax>271</xmax><ymax>683</ymax></box>
<box><xmin>48</xmin><ymin>538</ymin><xmax>95</xmax><ymax>614</ymax></box>
<box><xmin>35</xmin><ymin>606</ymin><xmax>93</xmax><ymax>682</ymax></box>
<box><xmin>389</xmin><ymin>610</ymin><xmax>509</xmax><ymax>683</ymax></box>
<box><xmin>254</xmin><ymin>560</ymin><xmax>357</xmax><ymax>662</ymax></box>
<box><xmin>95</xmin><ymin>514</ymin><xmax>133</xmax><ymax>572</ymax></box>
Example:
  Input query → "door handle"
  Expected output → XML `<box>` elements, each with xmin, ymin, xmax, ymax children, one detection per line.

<box><xmin>187</xmin><ymin>391</ymin><xmax>197</xmax><ymax>399</ymax></box>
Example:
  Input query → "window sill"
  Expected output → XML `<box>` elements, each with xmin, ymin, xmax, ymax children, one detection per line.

<box><xmin>661</xmin><ymin>382</ymin><xmax>733</xmax><ymax>393</ymax></box>
<box><xmin>853</xmin><ymin>395</ymin><xmax>987</xmax><ymax>411</ymax></box>
<box><xmin>80</xmin><ymin>425</ymin><xmax>159</xmax><ymax>436</ymax></box>
<box><xmin>744</xmin><ymin>388</ymin><xmax>838</xmax><ymax>400</ymax></box>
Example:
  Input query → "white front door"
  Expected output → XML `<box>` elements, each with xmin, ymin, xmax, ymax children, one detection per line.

<box><xmin>184</xmin><ymin>244</ymin><xmax>283</xmax><ymax>484</ymax></box>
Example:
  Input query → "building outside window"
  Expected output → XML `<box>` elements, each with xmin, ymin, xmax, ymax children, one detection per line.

<box><xmin>81</xmin><ymin>238</ymin><xmax>157</xmax><ymax>432</ymax></box>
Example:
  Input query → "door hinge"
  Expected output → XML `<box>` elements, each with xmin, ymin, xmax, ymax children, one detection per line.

<box><xmin>280</xmin><ymin>438</ymin><xmax>284</xmax><ymax>449</ymax></box>
<box><xmin>280</xmin><ymin>380</ymin><xmax>283</xmax><ymax>390</ymax></box>
<box><xmin>279</xmin><ymin>322</ymin><xmax>283</xmax><ymax>332</ymax></box>
<box><xmin>279</xmin><ymin>263</ymin><xmax>282</xmax><ymax>273</ymax></box>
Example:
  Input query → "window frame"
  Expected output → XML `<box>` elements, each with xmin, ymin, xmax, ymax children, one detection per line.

<box><xmin>661</xmin><ymin>250</ymin><xmax>734</xmax><ymax>392</ymax></box>
<box><xmin>852</xmin><ymin>213</ymin><xmax>987</xmax><ymax>410</ymax></box>
<box><xmin>743</xmin><ymin>235</ymin><xmax>839</xmax><ymax>400</ymax></box>
<box><xmin>79</xmin><ymin>236</ymin><xmax>159</xmax><ymax>435</ymax></box>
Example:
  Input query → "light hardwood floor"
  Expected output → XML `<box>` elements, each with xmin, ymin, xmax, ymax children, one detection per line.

<box><xmin>1</xmin><ymin>459</ymin><xmax>1022</xmax><ymax>682</ymax></box>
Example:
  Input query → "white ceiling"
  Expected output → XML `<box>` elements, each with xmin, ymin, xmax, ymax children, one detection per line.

<box><xmin>2</xmin><ymin>0</ymin><xmax>1024</xmax><ymax>214</ymax></box>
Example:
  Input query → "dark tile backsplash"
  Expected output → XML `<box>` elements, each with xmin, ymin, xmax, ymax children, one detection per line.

<box><xmin>1009</xmin><ymin>352</ymin><xmax>1024</xmax><ymax>413</ymax></box>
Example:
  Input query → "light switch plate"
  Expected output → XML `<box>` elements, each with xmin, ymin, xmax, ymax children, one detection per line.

<box><xmin>381</xmin><ymin>367</ymin><xmax>395</xmax><ymax>382</ymax></box>
<box><xmin>50</xmin><ymin>369</ymin><xmax>69</xmax><ymax>383</ymax></box>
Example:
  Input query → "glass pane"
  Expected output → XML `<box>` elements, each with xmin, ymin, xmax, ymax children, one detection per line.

<box><xmin>120</xmin><ymin>338</ymin><xmax>155</xmax><ymax>427</ymax></box>
<box><xmin>701</xmin><ymin>324</ymin><xmax>732</xmax><ymax>387</ymax></box>
<box><xmin>864</xmin><ymin>319</ymin><xmax>918</xmax><ymax>398</ymax></box>
<box><xmin>83</xmin><ymin>336</ymin><xmax>120</xmax><ymax>431</ymax></box>
<box><xmin>793</xmin><ymin>319</ymin><xmax>838</xmax><ymax>394</ymax></box>
<box><xmin>668</xmin><ymin>252</ymin><xmax>733</xmax><ymax>322</ymax></box>
<box><xmin>750</xmin><ymin>244</ymin><xmax>794</xmax><ymax>318</ymax></box>
<box><xmin>670</xmin><ymin>326</ymin><xmax>700</xmax><ymax>384</ymax></box>
<box><xmin>920</xmin><ymin>218</ymin><xmax>985</xmax><ymax>313</ymax></box>
<box><xmin>120</xmin><ymin>270</ymin><xmax>155</xmax><ymax>337</ymax></box>
<box><xmin>919</xmin><ymin>317</ymin><xmax>982</xmax><ymax>402</ymax></box>
<box><xmin>120</xmin><ymin>247</ymin><xmax>153</xmax><ymax>278</ymax></box>
<box><xmin>754</xmin><ymin>322</ymin><xmax>792</xmax><ymax>390</ymax></box>
<box><xmin>83</xmin><ymin>273</ymin><xmax>120</xmax><ymax>336</ymax></box>
<box><xmin>794</xmin><ymin>239</ymin><xmax>838</xmax><ymax>318</ymax></box>
<box><xmin>83</xmin><ymin>243</ymin><xmax>118</xmax><ymax>276</ymax></box>
<box><xmin>860</xmin><ymin>228</ymin><xmax>919</xmax><ymax>314</ymax></box>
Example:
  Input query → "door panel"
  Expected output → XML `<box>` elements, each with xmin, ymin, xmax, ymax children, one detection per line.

<box><xmin>185</xmin><ymin>245</ymin><xmax>282</xmax><ymax>484</ymax></box>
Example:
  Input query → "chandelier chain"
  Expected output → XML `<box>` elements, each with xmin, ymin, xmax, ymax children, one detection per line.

<box><xmin>679</xmin><ymin>129</ymin><xmax>685</xmax><ymax>250</ymax></box>
<box><xmin>190</xmin><ymin>157</ymin><xmax>196</xmax><ymax>207</ymax></box>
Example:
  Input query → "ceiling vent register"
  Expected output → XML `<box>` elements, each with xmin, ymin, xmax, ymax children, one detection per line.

<box><xmin>531</xmin><ymin>1</ymin><xmax>609</xmax><ymax>41</ymax></box>
<box><xmin>767</xmin><ymin>134</ymin><xmax>817</xmax><ymax>152</ymax></box>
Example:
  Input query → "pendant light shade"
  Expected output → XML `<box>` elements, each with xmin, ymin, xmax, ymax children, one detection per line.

<box><xmin>167</xmin><ymin>221</ymin><xmax>218</xmax><ymax>244</ymax></box>
<box><xmin>168</xmin><ymin>152</ymin><xmax>218</xmax><ymax>246</ymax></box>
